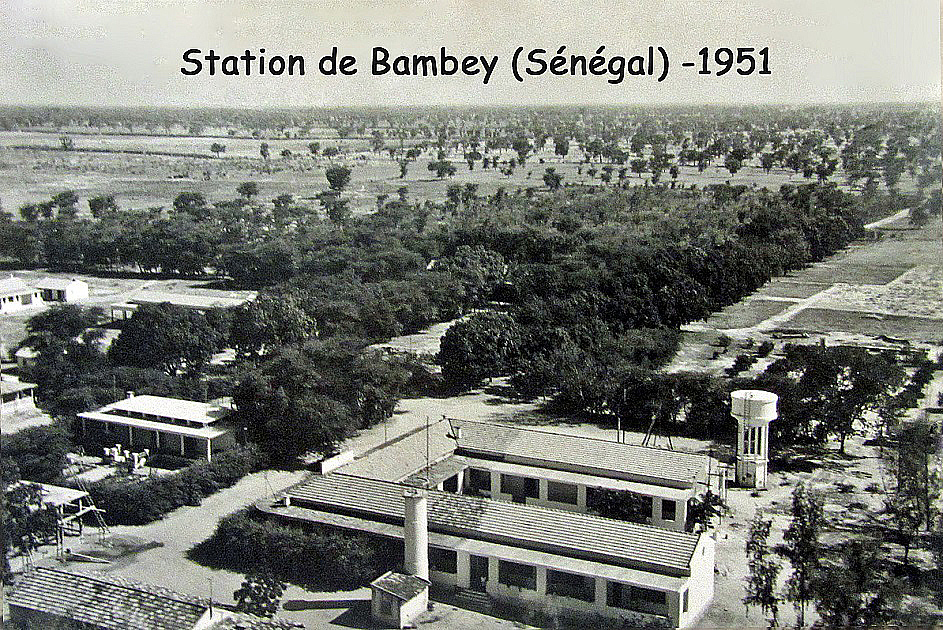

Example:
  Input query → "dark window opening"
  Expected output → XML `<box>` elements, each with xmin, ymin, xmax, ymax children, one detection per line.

<box><xmin>547</xmin><ymin>480</ymin><xmax>578</xmax><ymax>504</ymax></box>
<box><xmin>429</xmin><ymin>547</ymin><xmax>457</xmax><ymax>574</ymax></box>
<box><xmin>547</xmin><ymin>569</ymin><xmax>595</xmax><ymax>602</ymax></box>
<box><xmin>498</xmin><ymin>560</ymin><xmax>536</xmax><ymax>590</ymax></box>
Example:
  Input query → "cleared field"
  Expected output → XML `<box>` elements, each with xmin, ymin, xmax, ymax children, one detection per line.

<box><xmin>787</xmin><ymin>308</ymin><xmax>943</xmax><ymax>342</ymax></box>
<box><xmin>701</xmin><ymin>297</ymin><xmax>793</xmax><ymax>330</ymax></box>
<box><xmin>0</xmin><ymin>129</ymin><xmax>818</xmax><ymax>216</ymax></box>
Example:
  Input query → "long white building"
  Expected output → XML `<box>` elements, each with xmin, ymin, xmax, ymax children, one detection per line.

<box><xmin>265</xmin><ymin>473</ymin><xmax>715</xmax><ymax>628</ymax></box>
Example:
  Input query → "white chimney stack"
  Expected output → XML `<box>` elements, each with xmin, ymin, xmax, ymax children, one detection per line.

<box><xmin>403</xmin><ymin>487</ymin><xmax>429</xmax><ymax>581</ymax></box>
<box><xmin>731</xmin><ymin>389</ymin><xmax>778</xmax><ymax>489</ymax></box>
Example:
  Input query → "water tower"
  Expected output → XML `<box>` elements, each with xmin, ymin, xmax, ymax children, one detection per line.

<box><xmin>731</xmin><ymin>390</ymin><xmax>778</xmax><ymax>489</ymax></box>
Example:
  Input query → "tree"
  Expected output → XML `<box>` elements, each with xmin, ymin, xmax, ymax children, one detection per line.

<box><xmin>280</xmin><ymin>148</ymin><xmax>292</xmax><ymax>159</ymax></box>
<box><xmin>427</xmin><ymin>160</ymin><xmax>456</xmax><ymax>179</ymax></box>
<box><xmin>553</xmin><ymin>135</ymin><xmax>569</xmax><ymax>160</ymax></box>
<box><xmin>259</xmin><ymin>142</ymin><xmax>270</xmax><ymax>160</ymax></box>
<box><xmin>307</xmin><ymin>141</ymin><xmax>320</xmax><ymax>156</ymax></box>
<box><xmin>25</xmin><ymin>304</ymin><xmax>105</xmax><ymax>346</ymax></box>
<box><xmin>233</xmin><ymin>570</ymin><xmax>286</xmax><ymax>618</ymax></box>
<box><xmin>173</xmin><ymin>192</ymin><xmax>210</xmax><ymax>220</ymax></box>
<box><xmin>724</xmin><ymin>155</ymin><xmax>743</xmax><ymax>176</ymax></box>
<box><xmin>88</xmin><ymin>194</ymin><xmax>118</xmax><ymax>218</ymax></box>
<box><xmin>686</xmin><ymin>490</ymin><xmax>727</xmax><ymax>532</ymax></box>
<box><xmin>230</xmin><ymin>294</ymin><xmax>316</xmax><ymax>357</ymax></box>
<box><xmin>780</xmin><ymin>484</ymin><xmax>824</xmax><ymax>627</ymax></box>
<box><xmin>542</xmin><ymin>167</ymin><xmax>563</xmax><ymax>191</ymax></box>
<box><xmin>237</xmin><ymin>181</ymin><xmax>260</xmax><ymax>200</ymax></box>
<box><xmin>437</xmin><ymin>311</ymin><xmax>521</xmax><ymax>388</ymax></box>
<box><xmin>52</xmin><ymin>190</ymin><xmax>79</xmax><ymax>218</ymax></box>
<box><xmin>210</xmin><ymin>142</ymin><xmax>226</xmax><ymax>157</ymax></box>
<box><xmin>811</xmin><ymin>540</ymin><xmax>903</xmax><ymax>627</ymax></box>
<box><xmin>108</xmin><ymin>303</ymin><xmax>225</xmax><ymax>376</ymax></box>
<box><xmin>59</xmin><ymin>135</ymin><xmax>74</xmax><ymax>151</ymax></box>
<box><xmin>325</xmin><ymin>165</ymin><xmax>352</xmax><ymax>191</ymax></box>
<box><xmin>743</xmin><ymin>512</ymin><xmax>781</xmax><ymax>627</ymax></box>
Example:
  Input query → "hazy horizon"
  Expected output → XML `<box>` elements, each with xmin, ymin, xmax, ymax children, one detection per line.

<box><xmin>2</xmin><ymin>0</ymin><xmax>940</xmax><ymax>108</ymax></box>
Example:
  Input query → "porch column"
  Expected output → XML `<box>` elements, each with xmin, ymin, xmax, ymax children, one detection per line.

<box><xmin>206</xmin><ymin>438</ymin><xmax>212</xmax><ymax>462</ymax></box>
<box><xmin>179</xmin><ymin>434</ymin><xmax>185</xmax><ymax>456</ymax></box>
<box><xmin>128</xmin><ymin>425</ymin><xmax>133</xmax><ymax>448</ymax></box>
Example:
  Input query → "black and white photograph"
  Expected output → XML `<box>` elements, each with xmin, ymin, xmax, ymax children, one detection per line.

<box><xmin>1</xmin><ymin>1</ymin><xmax>941</xmax><ymax>628</ymax></box>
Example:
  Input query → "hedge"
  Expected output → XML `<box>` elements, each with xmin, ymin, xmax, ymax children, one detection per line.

<box><xmin>188</xmin><ymin>509</ymin><xmax>390</xmax><ymax>590</ymax></box>
<box><xmin>86</xmin><ymin>446</ymin><xmax>265</xmax><ymax>525</ymax></box>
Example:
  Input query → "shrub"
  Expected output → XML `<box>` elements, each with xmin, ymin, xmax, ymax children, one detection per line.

<box><xmin>757</xmin><ymin>340</ymin><xmax>775</xmax><ymax>357</ymax></box>
<box><xmin>189</xmin><ymin>509</ymin><xmax>388</xmax><ymax>589</ymax></box>
<box><xmin>87</xmin><ymin>446</ymin><xmax>264</xmax><ymax>525</ymax></box>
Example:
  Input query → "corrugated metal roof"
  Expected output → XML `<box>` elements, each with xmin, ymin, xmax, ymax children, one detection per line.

<box><xmin>7</xmin><ymin>568</ymin><xmax>207</xmax><ymax>630</ymax></box>
<box><xmin>287</xmin><ymin>474</ymin><xmax>700</xmax><ymax>576</ymax></box>
<box><xmin>451</xmin><ymin>420</ymin><xmax>709</xmax><ymax>486</ymax></box>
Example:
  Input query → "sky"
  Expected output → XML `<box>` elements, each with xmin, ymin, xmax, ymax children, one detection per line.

<box><xmin>1</xmin><ymin>0</ymin><xmax>940</xmax><ymax>107</ymax></box>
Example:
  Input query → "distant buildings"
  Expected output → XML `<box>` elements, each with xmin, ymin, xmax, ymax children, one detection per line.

<box><xmin>6</xmin><ymin>567</ymin><xmax>302</xmax><ymax>630</ymax></box>
<box><xmin>0</xmin><ymin>276</ymin><xmax>88</xmax><ymax>314</ymax></box>
<box><xmin>76</xmin><ymin>394</ymin><xmax>236</xmax><ymax>462</ymax></box>
<box><xmin>110</xmin><ymin>290</ymin><xmax>255</xmax><ymax>320</ymax></box>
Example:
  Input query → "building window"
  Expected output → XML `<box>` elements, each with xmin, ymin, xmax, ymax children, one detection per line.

<box><xmin>498</xmin><ymin>560</ymin><xmax>536</xmax><ymax>590</ymax></box>
<box><xmin>547</xmin><ymin>569</ymin><xmax>595</xmax><ymax>602</ymax></box>
<box><xmin>467</xmin><ymin>468</ymin><xmax>491</xmax><ymax>494</ymax></box>
<box><xmin>500</xmin><ymin>474</ymin><xmax>538</xmax><ymax>500</ymax></box>
<box><xmin>429</xmin><ymin>547</ymin><xmax>457</xmax><ymax>574</ymax></box>
<box><xmin>662</xmin><ymin>499</ymin><xmax>676</xmax><ymax>521</ymax></box>
<box><xmin>547</xmin><ymin>481</ymin><xmax>578</xmax><ymax>504</ymax></box>
<box><xmin>683</xmin><ymin>588</ymin><xmax>689</xmax><ymax>613</ymax></box>
<box><xmin>607</xmin><ymin>582</ymin><xmax>669</xmax><ymax>616</ymax></box>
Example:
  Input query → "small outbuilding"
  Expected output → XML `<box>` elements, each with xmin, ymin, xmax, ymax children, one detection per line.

<box><xmin>370</xmin><ymin>571</ymin><xmax>430</xmax><ymax>629</ymax></box>
<box><xmin>35</xmin><ymin>277</ymin><xmax>90</xmax><ymax>302</ymax></box>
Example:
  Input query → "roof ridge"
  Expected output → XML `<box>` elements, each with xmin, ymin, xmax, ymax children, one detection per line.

<box><xmin>330</xmin><ymin>473</ymin><xmax>701</xmax><ymax>540</ymax></box>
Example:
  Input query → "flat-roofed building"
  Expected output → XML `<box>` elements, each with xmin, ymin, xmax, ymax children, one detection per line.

<box><xmin>1</xmin><ymin>379</ymin><xmax>38</xmax><ymax>415</ymax></box>
<box><xmin>6</xmin><ymin>567</ymin><xmax>302</xmax><ymax>630</ymax></box>
<box><xmin>431</xmin><ymin>420</ymin><xmax>722</xmax><ymax>531</ymax></box>
<box><xmin>34</xmin><ymin>277</ymin><xmax>89</xmax><ymax>303</ymax></box>
<box><xmin>77</xmin><ymin>394</ymin><xmax>235</xmax><ymax>461</ymax></box>
<box><xmin>0</xmin><ymin>276</ymin><xmax>41</xmax><ymax>314</ymax></box>
<box><xmin>266</xmin><ymin>473</ymin><xmax>715</xmax><ymax>628</ymax></box>
<box><xmin>110</xmin><ymin>290</ymin><xmax>255</xmax><ymax>320</ymax></box>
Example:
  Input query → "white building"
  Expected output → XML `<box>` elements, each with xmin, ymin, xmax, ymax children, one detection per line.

<box><xmin>0</xmin><ymin>276</ymin><xmax>41</xmax><ymax>314</ymax></box>
<box><xmin>34</xmin><ymin>277</ymin><xmax>89</xmax><ymax>302</ymax></box>
<box><xmin>429</xmin><ymin>420</ymin><xmax>723</xmax><ymax>532</ymax></box>
<box><xmin>269</xmin><ymin>473</ymin><xmax>715</xmax><ymax>628</ymax></box>
<box><xmin>110</xmin><ymin>291</ymin><xmax>255</xmax><ymax>320</ymax></box>
<box><xmin>76</xmin><ymin>394</ymin><xmax>236</xmax><ymax>461</ymax></box>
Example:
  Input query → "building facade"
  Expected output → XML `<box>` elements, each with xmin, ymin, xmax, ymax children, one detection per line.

<box><xmin>76</xmin><ymin>394</ymin><xmax>236</xmax><ymax>462</ymax></box>
<box><xmin>268</xmin><ymin>473</ymin><xmax>715</xmax><ymax>628</ymax></box>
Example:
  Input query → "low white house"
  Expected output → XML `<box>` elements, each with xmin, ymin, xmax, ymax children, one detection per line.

<box><xmin>35</xmin><ymin>277</ymin><xmax>89</xmax><ymax>302</ymax></box>
<box><xmin>0</xmin><ymin>277</ymin><xmax>41</xmax><ymax>314</ymax></box>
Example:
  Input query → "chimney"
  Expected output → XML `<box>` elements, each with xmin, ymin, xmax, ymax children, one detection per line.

<box><xmin>403</xmin><ymin>488</ymin><xmax>428</xmax><ymax>581</ymax></box>
<box><xmin>125</xmin><ymin>391</ymin><xmax>135</xmax><ymax>399</ymax></box>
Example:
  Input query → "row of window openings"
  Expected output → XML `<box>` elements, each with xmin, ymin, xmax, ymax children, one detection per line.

<box><xmin>430</xmin><ymin>549</ymin><xmax>684</xmax><ymax>616</ymax></box>
<box><xmin>467</xmin><ymin>470</ymin><xmax>677</xmax><ymax>521</ymax></box>
<box><xmin>743</xmin><ymin>425</ymin><xmax>764</xmax><ymax>456</ymax></box>
<box><xmin>102</xmin><ymin>410</ymin><xmax>208</xmax><ymax>428</ymax></box>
